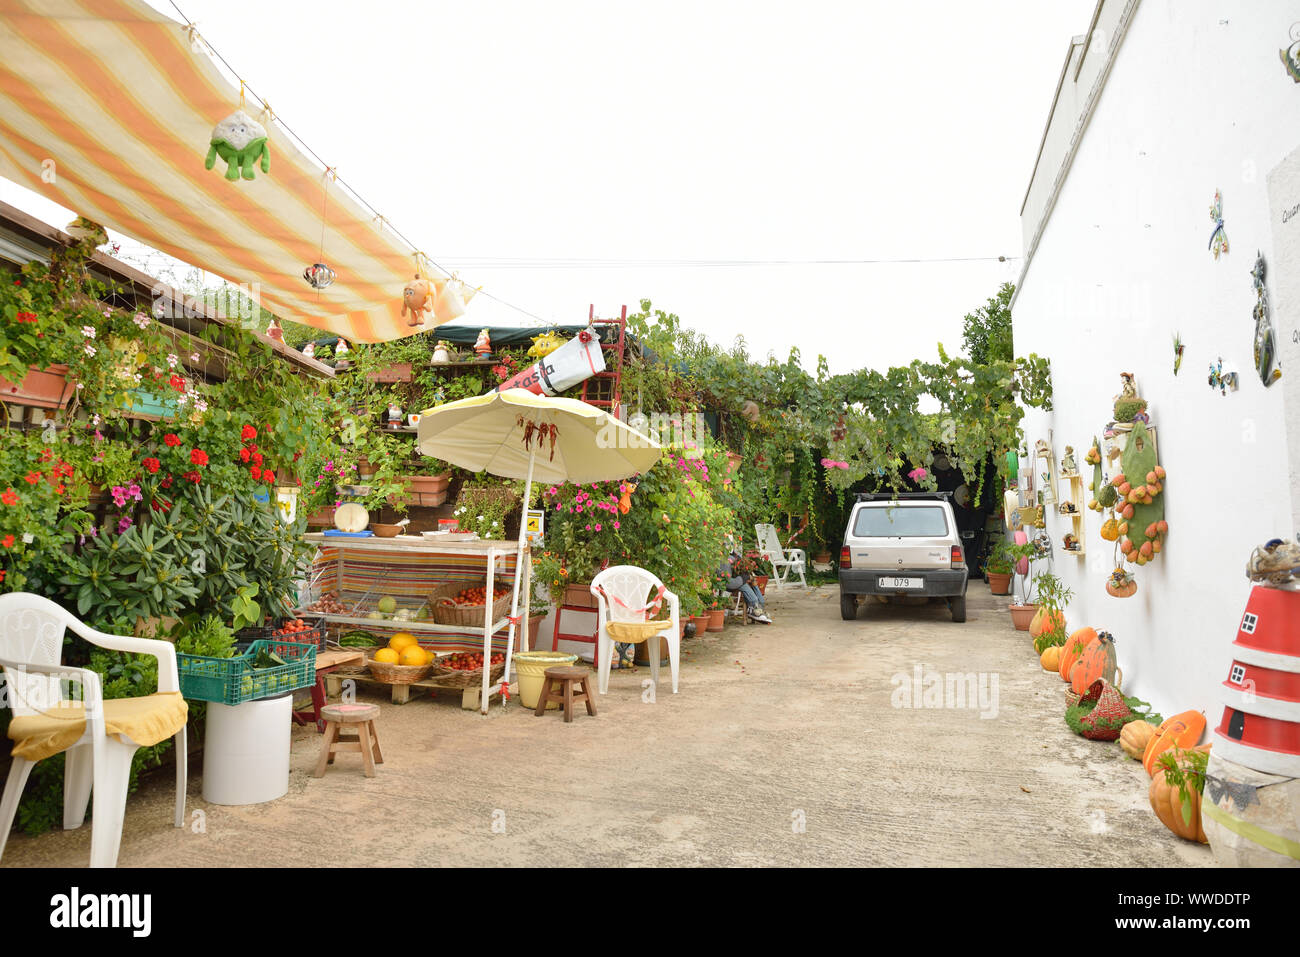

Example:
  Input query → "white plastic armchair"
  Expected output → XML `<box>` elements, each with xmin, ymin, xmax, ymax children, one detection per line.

<box><xmin>755</xmin><ymin>523</ymin><xmax>808</xmax><ymax>589</ymax></box>
<box><xmin>0</xmin><ymin>593</ymin><xmax>187</xmax><ymax>868</ymax></box>
<box><xmin>590</xmin><ymin>566</ymin><xmax>680</xmax><ymax>696</ymax></box>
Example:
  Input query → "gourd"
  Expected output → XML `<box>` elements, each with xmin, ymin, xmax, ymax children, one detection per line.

<box><xmin>1148</xmin><ymin>745</ymin><xmax>1211</xmax><ymax>844</ymax></box>
<box><xmin>1030</xmin><ymin>608</ymin><xmax>1064</xmax><ymax>639</ymax></box>
<box><xmin>1120</xmin><ymin>719</ymin><xmax>1157</xmax><ymax>759</ymax></box>
<box><xmin>1100</xmin><ymin>518</ymin><xmax>1119</xmax><ymax>541</ymax></box>
<box><xmin>1142</xmin><ymin>710</ymin><xmax>1207</xmax><ymax>777</ymax></box>
<box><xmin>1040</xmin><ymin>646</ymin><xmax>1061</xmax><ymax>671</ymax></box>
<box><xmin>1071</xmin><ymin>631</ymin><xmax>1118</xmax><ymax>695</ymax></box>
<box><xmin>1059</xmin><ymin>627</ymin><xmax>1096</xmax><ymax>682</ymax></box>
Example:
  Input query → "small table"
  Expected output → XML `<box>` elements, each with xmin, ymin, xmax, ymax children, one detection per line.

<box><xmin>534</xmin><ymin>666</ymin><xmax>597</xmax><ymax>723</ymax></box>
<box><xmin>293</xmin><ymin>648</ymin><xmax>365</xmax><ymax>732</ymax></box>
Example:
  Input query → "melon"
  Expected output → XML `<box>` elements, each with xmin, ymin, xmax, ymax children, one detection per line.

<box><xmin>377</xmin><ymin>595</ymin><xmax>397</xmax><ymax>614</ymax></box>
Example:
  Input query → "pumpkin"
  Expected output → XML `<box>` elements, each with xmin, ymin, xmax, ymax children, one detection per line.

<box><xmin>1148</xmin><ymin>746</ymin><xmax>1211</xmax><ymax>843</ymax></box>
<box><xmin>1142</xmin><ymin>710</ymin><xmax>1207</xmax><ymax>776</ymax></box>
<box><xmin>1100</xmin><ymin>518</ymin><xmax>1119</xmax><ymax>541</ymax></box>
<box><xmin>1106</xmin><ymin>579</ymin><xmax>1137</xmax><ymax>598</ymax></box>
<box><xmin>1030</xmin><ymin>608</ymin><xmax>1065</xmax><ymax>639</ymax></box>
<box><xmin>1040</xmin><ymin>646</ymin><xmax>1061</xmax><ymax>671</ymax></box>
<box><xmin>1071</xmin><ymin>631</ymin><xmax>1118</xmax><ymax>695</ymax></box>
<box><xmin>1059</xmin><ymin>627</ymin><xmax>1095</xmax><ymax>682</ymax></box>
<box><xmin>1119</xmin><ymin>719</ymin><xmax>1158</xmax><ymax>759</ymax></box>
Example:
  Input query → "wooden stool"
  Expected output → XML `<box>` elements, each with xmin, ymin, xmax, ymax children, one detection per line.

<box><xmin>534</xmin><ymin>666</ymin><xmax>597</xmax><ymax>723</ymax></box>
<box><xmin>313</xmin><ymin>703</ymin><xmax>384</xmax><ymax>778</ymax></box>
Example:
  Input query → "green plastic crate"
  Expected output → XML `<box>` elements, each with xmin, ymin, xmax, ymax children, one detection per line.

<box><xmin>178</xmin><ymin>639</ymin><xmax>317</xmax><ymax>706</ymax></box>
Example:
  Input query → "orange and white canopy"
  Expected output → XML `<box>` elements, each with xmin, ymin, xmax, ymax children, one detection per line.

<box><xmin>0</xmin><ymin>0</ymin><xmax>464</xmax><ymax>342</ymax></box>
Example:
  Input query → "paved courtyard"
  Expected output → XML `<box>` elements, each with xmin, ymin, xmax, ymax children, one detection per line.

<box><xmin>2</xmin><ymin>583</ymin><xmax>1212</xmax><ymax>867</ymax></box>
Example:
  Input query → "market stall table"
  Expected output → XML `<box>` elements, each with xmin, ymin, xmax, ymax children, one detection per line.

<box><xmin>292</xmin><ymin>647</ymin><xmax>365</xmax><ymax>732</ymax></box>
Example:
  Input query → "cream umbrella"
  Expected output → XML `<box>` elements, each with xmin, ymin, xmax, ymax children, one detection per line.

<box><xmin>416</xmin><ymin>389</ymin><xmax>662</xmax><ymax>712</ymax></box>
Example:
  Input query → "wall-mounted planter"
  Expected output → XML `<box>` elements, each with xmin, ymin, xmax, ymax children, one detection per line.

<box><xmin>0</xmin><ymin>364</ymin><xmax>75</xmax><ymax>409</ymax></box>
<box><xmin>120</xmin><ymin>388</ymin><xmax>178</xmax><ymax>420</ymax></box>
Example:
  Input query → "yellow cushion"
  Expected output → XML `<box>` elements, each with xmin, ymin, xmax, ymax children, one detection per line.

<box><xmin>606</xmin><ymin>620</ymin><xmax>672</xmax><ymax>644</ymax></box>
<box><xmin>7</xmin><ymin>692</ymin><xmax>188</xmax><ymax>762</ymax></box>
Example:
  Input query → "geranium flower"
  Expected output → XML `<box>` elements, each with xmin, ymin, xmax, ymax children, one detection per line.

<box><xmin>241</xmin><ymin>424</ymin><xmax>257</xmax><ymax>441</ymax></box>
<box><xmin>191</xmin><ymin>352</ymin><xmax>201</xmax><ymax>362</ymax></box>
<box><xmin>81</xmin><ymin>325</ymin><xmax>96</xmax><ymax>338</ymax></box>
<box><xmin>1</xmin><ymin>535</ymin><xmax>13</xmax><ymax>549</ymax></box>
<box><xmin>263</xmin><ymin>470</ymin><xmax>276</xmax><ymax>484</ymax></box>
<box><xmin>241</xmin><ymin>448</ymin><xmax>252</xmax><ymax>463</ymax></box>
<box><xmin>15</xmin><ymin>311</ymin><xmax>36</xmax><ymax>323</ymax></box>
<box><xmin>908</xmin><ymin>467</ymin><xmax>928</xmax><ymax>482</ymax></box>
<box><xmin>166</xmin><ymin>353</ymin><xmax>178</xmax><ymax>368</ymax></box>
<box><xmin>189</xmin><ymin>448</ymin><xmax>209</xmax><ymax>466</ymax></box>
<box><xmin>132</xmin><ymin>312</ymin><xmax>151</xmax><ymax>329</ymax></box>
<box><xmin>143</xmin><ymin>458</ymin><xmax>160</xmax><ymax>473</ymax></box>
<box><xmin>164</xmin><ymin>433</ymin><xmax>180</xmax><ymax>447</ymax></box>
<box><xmin>182</xmin><ymin>470</ymin><xmax>201</xmax><ymax>484</ymax></box>
<box><xmin>23</xmin><ymin>471</ymin><xmax>40</xmax><ymax>484</ymax></box>
<box><xmin>161</xmin><ymin>475</ymin><xmax>173</xmax><ymax>489</ymax></box>
<box><xmin>250</xmin><ymin>465</ymin><xmax>262</xmax><ymax>480</ymax></box>
<box><xmin>117</xmin><ymin>516</ymin><xmax>133</xmax><ymax>533</ymax></box>
<box><xmin>83</xmin><ymin>343</ymin><xmax>96</xmax><ymax>357</ymax></box>
<box><xmin>251</xmin><ymin>452</ymin><xmax>263</xmax><ymax>466</ymax></box>
<box><xmin>169</xmin><ymin>374</ymin><xmax>186</xmax><ymax>392</ymax></box>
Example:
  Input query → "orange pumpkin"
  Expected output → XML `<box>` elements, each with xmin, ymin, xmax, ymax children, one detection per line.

<box><xmin>1059</xmin><ymin>627</ymin><xmax>1095</xmax><ymax>682</ymax></box>
<box><xmin>1142</xmin><ymin>710</ymin><xmax>1207</xmax><ymax>777</ymax></box>
<box><xmin>1148</xmin><ymin>745</ymin><xmax>1211</xmax><ymax>843</ymax></box>
<box><xmin>1030</xmin><ymin>608</ymin><xmax>1065</xmax><ymax>639</ymax></box>
<box><xmin>1071</xmin><ymin>631</ymin><xmax>1118</xmax><ymax>695</ymax></box>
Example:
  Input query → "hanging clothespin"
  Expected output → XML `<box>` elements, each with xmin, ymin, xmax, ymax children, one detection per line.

<box><xmin>373</xmin><ymin>214</ymin><xmax>388</xmax><ymax>234</ymax></box>
<box><xmin>183</xmin><ymin>22</ymin><xmax>208</xmax><ymax>54</ymax></box>
<box><xmin>259</xmin><ymin>100</ymin><xmax>275</xmax><ymax>124</ymax></box>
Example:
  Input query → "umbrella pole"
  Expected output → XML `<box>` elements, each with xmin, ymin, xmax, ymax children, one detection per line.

<box><xmin>497</xmin><ymin>445</ymin><xmax>536</xmax><ymax>713</ymax></box>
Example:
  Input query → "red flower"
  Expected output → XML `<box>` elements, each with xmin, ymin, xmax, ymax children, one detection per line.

<box><xmin>182</xmin><ymin>470</ymin><xmax>201</xmax><ymax>484</ymax></box>
<box><xmin>1</xmin><ymin>488</ymin><xmax>17</xmax><ymax>506</ymax></box>
<box><xmin>241</xmin><ymin>424</ymin><xmax>257</xmax><ymax>441</ymax></box>
<box><xmin>168</xmin><ymin>374</ymin><xmax>186</xmax><ymax>392</ymax></box>
<box><xmin>293</xmin><ymin>451</ymin><xmax>301</xmax><ymax>461</ymax></box>
<box><xmin>161</xmin><ymin>474</ymin><xmax>174</xmax><ymax>489</ymax></box>
<box><xmin>1</xmin><ymin>535</ymin><xmax>13</xmax><ymax>549</ymax></box>
<box><xmin>163</xmin><ymin>433</ymin><xmax>181</xmax><ymax>447</ymax></box>
<box><xmin>54</xmin><ymin>484</ymin><xmax>64</xmax><ymax>495</ymax></box>
<box><xmin>189</xmin><ymin>448</ymin><xmax>209</xmax><ymax>466</ymax></box>
<box><xmin>15</xmin><ymin>311</ymin><xmax>36</xmax><ymax>323</ymax></box>
<box><xmin>0</xmin><ymin>570</ymin><xmax>5</xmax><ymax>583</ymax></box>
<box><xmin>239</xmin><ymin>447</ymin><xmax>251</xmax><ymax>463</ymax></box>
<box><xmin>250</xmin><ymin>465</ymin><xmax>262</xmax><ymax>480</ymax></box>
<box><xmin>248</xmin><ymin>444</ymin><xmax>258</xmax><ymax>453</ymax></box>
<box><xmin>23</xmin><ymin>471</ymin><xmax>40</xmax><ymax>484</ymax></box>
<box><xmin>38</xmin><ymin>448</ymin><xmax>54</xmax><ymax>463</ymax></box>
<box><xmin>252</xmin><ymin>452</ymin><xmax>263</xmax><ymax>466</ymax></box>
<box><xmin>263</xmin><ymin>469</ymin><xmax>276</xmax><ymax>484</ymax></box>
<box><xmin>143</xmin><ymin>457</ymin><xmax>161</xmax><ymax>474</ymax></box>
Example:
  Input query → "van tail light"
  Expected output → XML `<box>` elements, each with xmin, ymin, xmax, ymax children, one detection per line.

<box><xmin>950</xmin><ymin>545</ymin><xmax>965</xmax><ymax>568</ymax></box>
<box><xmin>840</xmin><ymin>546</ymin><xmax>851</xmax><ymax>569</ymax></box>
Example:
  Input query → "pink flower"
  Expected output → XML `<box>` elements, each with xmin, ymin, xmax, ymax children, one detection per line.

<box><xmin>594</xmin><ymin>523</ymin><xmax>602</xmax><ymax>531</ymax></box>
<box><xmin>612</xmin><ymin>521</ymin><xmax>620</xmax><ymax>530</ymax></box>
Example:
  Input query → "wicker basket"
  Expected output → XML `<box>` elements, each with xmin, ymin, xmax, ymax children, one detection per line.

<box><xmin>364</xmin><ymin>647</ymin><xmax>433</xmax><ymax>684</ymax></box>
<box><xmin>427</xmin><ymin>660</ymin><xmax>507</xmax><ymax>689</ymax></box>
<box><xmin>427</xmin><ymin>580</ymin><xmax>513</xmax><ymax>627</ymax></box>
<box><xmin>1064</xmin><ymin>666</ymin><xmax>1122</xmax><ymax>707</ymax></box>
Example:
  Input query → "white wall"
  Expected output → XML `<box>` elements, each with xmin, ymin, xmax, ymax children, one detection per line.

<box><xmin>1013</xmin><ymin>0</ymin><xmax>1299</xmax><ymax>719</ymax></box>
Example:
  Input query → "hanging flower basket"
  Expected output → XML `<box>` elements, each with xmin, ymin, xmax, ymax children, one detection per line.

<box><xmin>0</xmin><ymin>364</ymin><xmax>75</xmax><ymax>409</ymax></box>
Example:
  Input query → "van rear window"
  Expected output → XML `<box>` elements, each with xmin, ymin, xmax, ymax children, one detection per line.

<box><xmin>853</xmin><ymin>506</ymin><xmax>949</xmax><ymax>538</ymax></box>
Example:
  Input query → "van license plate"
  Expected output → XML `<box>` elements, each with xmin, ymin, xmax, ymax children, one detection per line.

<box><xmin>878</xmin><ymin>577</ymin><xmax>921</xmax><ymax>589</ymax></box>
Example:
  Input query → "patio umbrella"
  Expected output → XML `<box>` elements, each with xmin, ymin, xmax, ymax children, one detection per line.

<box><xmin>416</xmin><ymin>389</ymin><xmax>662</xmax><ymax>712</ymax></box>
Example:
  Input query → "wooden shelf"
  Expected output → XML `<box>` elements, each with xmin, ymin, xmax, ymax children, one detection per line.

<box><xmin>299</xmin><ymin>612</ymin><xmax>513</xmax><ymax>635</ymax></box>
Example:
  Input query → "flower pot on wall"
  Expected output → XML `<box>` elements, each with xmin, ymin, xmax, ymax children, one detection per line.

<box><xmin>1009</xmin><ymin>603</ymin><xmax>1038</xmax><ymax>631</ymax></box>
<box><xmin>987</xmin><ymin>571</ymin><xmax>1012</xmax><ymax>596</ymax></box>
<box><xmin>0</xmin><ymin>364</ymin><xmax>75</xmax><ymax>409</ymax></box>
<box><xmin>120</xmin><ymin>388</ymin><xmax>178</xmax><ymax>420</ymax></box>
<box><xmin>366</xmin><ymin>362</ymin><xmax>414</xmax><ymax>383</ymax></box>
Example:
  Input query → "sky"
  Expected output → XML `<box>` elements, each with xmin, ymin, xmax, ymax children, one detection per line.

<box><xmin>1</xmin><ymin>0</ymin><xmax>1097</xmax><ymax>374</ymax></box>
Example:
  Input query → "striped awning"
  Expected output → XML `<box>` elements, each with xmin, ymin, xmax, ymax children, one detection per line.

<box><xmin>0</xmin><ymin>0</ymin><xmax>468</xmax><ymax>342</ymax></box>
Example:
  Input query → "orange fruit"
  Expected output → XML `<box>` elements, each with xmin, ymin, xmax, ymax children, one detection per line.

<box><xmin>398</xmin><ymin>645</ymin><xmax>428</xmax><ymax>667</ymax></box>
<box><xmin>373</xmin><ymin>647</ymin><xmax>400</xmax><ymax>664</ymax></box>
<box><xmin>389</xmin><ymin>632</ymin><xmax>418</xmax><ymax>651</ymax></box>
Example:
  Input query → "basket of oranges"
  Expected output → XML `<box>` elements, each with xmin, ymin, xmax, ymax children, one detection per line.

<box><xmin>428</xmin><ymin>580</ymin><xmax>514</xmax><ymax>627</ymax></box>
<box><xmin>365</xmin><ymin>633</ymin><xmax>435</xmax><ymax>684</ymax></box>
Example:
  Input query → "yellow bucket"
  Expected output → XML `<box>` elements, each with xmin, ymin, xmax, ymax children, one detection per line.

<box><xmin>514</xmin><ymin>651</ymin><xmax>578</xmax><ymax>710</ymax></box>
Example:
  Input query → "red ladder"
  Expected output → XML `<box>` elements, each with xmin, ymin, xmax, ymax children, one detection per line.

<box><xmin>578</xmin><ymin>305</ymin><xmax>626</xmax><ymax>417</ymax></box>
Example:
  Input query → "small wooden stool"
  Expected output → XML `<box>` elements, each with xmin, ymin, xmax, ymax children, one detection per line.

<box><xmin>534</xmin><ymin>666</ymin><xmax>597</xmax><ymax>723</ymax></box>
<box><xmin>313</xmin><ymin>703</ymin><xmax>384</xmax><ymax>778</ymax></box>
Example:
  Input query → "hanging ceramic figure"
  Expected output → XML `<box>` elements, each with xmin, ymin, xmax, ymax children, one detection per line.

<box><xmin>1208</xmin><ymin>189</ymin><xmax>1229</xmax><ymax>260</ymax></box>
<box><xmin>1251</xmin><ymin>252</ymin><xmax>1281</xmax><ymax>386</ymax></box>
<box><xmin>401</xmin><ymin>275</ymin><xmax>433</xmax><ymax>327</ymax></box>
<box><xmin>205</xmin><ymin>109</ymin><xmax>270</xmax><ymax>181</ymax></box>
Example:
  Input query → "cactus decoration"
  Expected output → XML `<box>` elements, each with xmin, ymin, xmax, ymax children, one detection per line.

<box><xmin>1112</xmin><ymin>421</ymin><xmax>1167</xmax><ymax>568</ymax></box>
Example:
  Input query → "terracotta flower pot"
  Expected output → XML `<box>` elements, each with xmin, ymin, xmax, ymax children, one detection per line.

<box><xmin>986</xmin><ymin>571</ymin><xmax>1012</xmax><ymax>596</ymax></box>
<box><xmin>754</xmin><ymin>576</ymin><xmax>769</xmax><ymax>595</ymax></box>
<box><xmin>0</xmin><ymin>364</ymin><xmax>75</xmax><ymax>409</ymax></box>
<box><xmin>563</xmin><ymin>582</ymin><xmax>598</xmax><ymax>609</ymax></box>
<box><xmin>706</xmin><ymin>609</ymin><xmax>726</xmax><ymax>632</ymax></box>
<box><xmin>691</xmin><ymin>614</ymin><xmax>711</xmax><ymax>634</ymax></box>
<box><xmin>527</xmin><ymin>613</ymin><xmax>546</xmax><ymax>648</ymax></box>
<box><xmin>1009</xmin><ymin>603</ymin><xmax>1038</xmax><ymax>631</ymax></box>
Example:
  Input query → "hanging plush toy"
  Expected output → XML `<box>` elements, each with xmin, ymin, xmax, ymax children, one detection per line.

<box><xmin>205</xmin><ymin>110</ymin><xmax>270</xmax><ymax>181</ymax></box>
<box><xmin>527</xmin><ymin>331</ymin><xmax>565</xmax><ymax>359</ymax></box>
<box><xmin>401</xmin><ymin>276</ymin><xmax>433</xmax><ymax>327</ymax></box>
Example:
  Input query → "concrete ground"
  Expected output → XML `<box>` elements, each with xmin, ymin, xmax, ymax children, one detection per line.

<box><xmin>2</xmin><ymin>583</ymin><xmax>1212</xmax><ymax>867</ymax></box>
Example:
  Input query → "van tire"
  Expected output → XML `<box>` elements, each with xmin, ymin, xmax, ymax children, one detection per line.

<box><xmin>840</xmin><ymin>595</ymin><xmax>858</xmax><ymax>620</ymax></box>
<box><xmin>949</xmin><ymin>596</ymin><xmax>967</xmax><ymax>623</ymax></box>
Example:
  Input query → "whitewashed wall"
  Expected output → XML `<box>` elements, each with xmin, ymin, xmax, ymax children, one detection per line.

<box><xmin>1012</xmin><ymin>0</ymin><xmax>1299</xmax><ymax>718</ymax></box>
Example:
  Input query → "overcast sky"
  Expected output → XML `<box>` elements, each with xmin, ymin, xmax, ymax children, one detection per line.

<box><xmin>2</xmin><ymin>0</ymin><xmax>1096</xmax><ymax>373</ymax></box>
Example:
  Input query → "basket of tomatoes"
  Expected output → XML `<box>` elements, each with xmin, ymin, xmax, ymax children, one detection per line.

<box><xmin>428</xmin><ymin>650</ymin><xmax>508</xmax><ymax>689</ymax></box>
<box><xmin>270</xmin><ymin>616</ymin><xmax>327</xmax><ymax>651</ymax></box>
<box><xmin>427</xmin><ymin>580</ymin><xmax>514</xmax><ymax>627</ymax></box>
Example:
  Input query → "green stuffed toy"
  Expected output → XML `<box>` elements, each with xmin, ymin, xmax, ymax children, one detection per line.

<box><xmin>205</xmin><ymin>109</ymin><xmax>269</xmax><ymax>181</ymax></box>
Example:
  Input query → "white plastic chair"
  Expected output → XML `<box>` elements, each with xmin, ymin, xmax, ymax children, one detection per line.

<box><xmin>0</xmin><ymin>593</ymin><xmax>187</xmax><ymax>868</ymax></box>
<box><xmin>590</xmin><ymin>566</ymin><xmax>680</xmax><ymax>696</ymax></box>
<box><xmin>755</xmin><ymin>523</ymin><xmax>808</xmax><ymax>589</ymax></box>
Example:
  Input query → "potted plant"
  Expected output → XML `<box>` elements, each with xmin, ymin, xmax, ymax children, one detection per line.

<box><xmin>1029</xmin><ymin>571</ymin><xmax>1073</xmax><ymax>654</ymax></box>
<box><xmin>984</xmin><ymin>540</ymin><xmax>1014</xmax><ymax>595</ymax></box>
<box><xmin>1005</xmin><ymin>542</ymin><xmax>1039</xmax><ymax>630</ymax></box>
<box><xmin>452</xmin><ymin>482</ymin><xmax>521</xmax><ymax>542</ymax></box>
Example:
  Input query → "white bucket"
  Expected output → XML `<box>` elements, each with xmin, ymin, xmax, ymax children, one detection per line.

<box><xmin>202</xmin><ymin>695</ymin><xmax>292</xmax><ymax>805</ymax></box>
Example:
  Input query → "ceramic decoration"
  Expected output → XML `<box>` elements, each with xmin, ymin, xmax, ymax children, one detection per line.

<box><xmin>301</xmin><ymin>341</ymin><xmax>315</xmax><ymax>358</ymax></box>
<box><xmin>265</xmin><ymin>319</ymin><xmax>284</xmax><ymax>342</ymax></box>
<box><xmin>1208</xmin><ymin>357</ymin><xmax>1239</xmax><ymax>395</ymax></box>
<box><xmin>205</xmin><ymin>109</ymin><xmax>269</xmax><ymax>181</ymax></box>
<box><xmin>1250</xmin><ymin>253</ymin><xmax>1281</xmax><ymax>387</ymax></box>
<box><xmin>474</xmin><ymin>328</ymin><xmax>492</xmax><ymax>358</ymax></box>
<box><xmin>1209</xmin><ymin>189</ymin><xmax>1229</xmax><ymax>260</ymax></box>
<box><xmin>432</xmin><ymin>342</ymin><xmax>451</xmax><ymax>364</ymax></box>
<box><xmin>401</xmin><ymin>276</ymin><xmax>433</xmax><ymax>327</ymax></box>
<box><xmin>303</xmin><ymin>262</ymin><xmax>335</xmax><ymax>290</ymax></box>
<box><xmin>407</xmin><ymin>413</ymin><xmax>421</xmax><ymax>428</ymax></box>
<box><xmin>387</xmin><ymin>401</ymin><xmax>403</xmax><ymax>425</ymax></box>
<box><xmin>1281</xmin><ymin>23</ymin><xmax>1300</xmax><ymax>82</ymax></box>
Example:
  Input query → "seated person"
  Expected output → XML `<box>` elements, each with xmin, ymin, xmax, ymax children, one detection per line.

<box><xmin>719</xmin><ymin>552</ymin><xmax>772</xmax><ymax>624</ymax></box>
